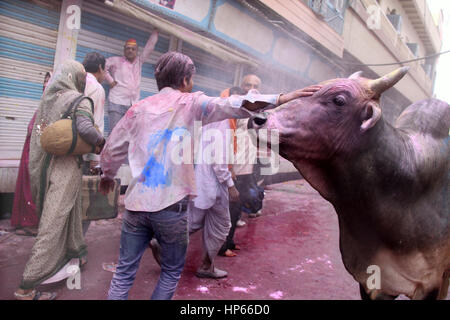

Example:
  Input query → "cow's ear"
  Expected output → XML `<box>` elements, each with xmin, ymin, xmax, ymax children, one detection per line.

<box><xmin>360</xmin><ymin>101</ymin><xmax>381</xmax><ymax>132</ymax></box>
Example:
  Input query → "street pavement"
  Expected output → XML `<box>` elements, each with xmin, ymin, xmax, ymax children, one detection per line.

<box><xmin>1</xmin><ymin>180</ymin><xmax>447</xmax><ymax>300</ymax></box>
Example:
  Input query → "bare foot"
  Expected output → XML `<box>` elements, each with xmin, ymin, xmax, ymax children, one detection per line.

<box><xmin>224</xmin><ymin>249</ymin><xmax>237</xmax><ymax>257</ymax></box>
<box><xmin>80</xmin><ymin>256</ymin><xmax>88</xmax><ymax>268</ymax></box>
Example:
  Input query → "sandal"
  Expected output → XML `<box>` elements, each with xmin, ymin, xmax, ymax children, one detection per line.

<box><xmin>14</xmin><ymin>289</ymin><xmax>57</xmax><ymax>300</ymax></box>
<box><xmin>195</xmin><ymin>267</ymin><xmax>228</xmax><ymax>279</ymax></box>
<box><xmin>102</xmin><ymin>262</ymin><xmax>117</xmax><ymax>273</ymax></box>
<box><xmin>15</xmin><ymin>228</ymin><xmax>37</xmax><ymax>237</ymax></box>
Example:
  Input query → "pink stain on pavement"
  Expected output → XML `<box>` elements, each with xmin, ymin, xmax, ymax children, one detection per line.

<box><xmin>289</xmin><ymin>265</ymin><xmax>305</xmax><ymax>272</ymax></box>
<box><xmin>233</xmin><ymin>287</ymin><xmax>249</xmax><ymax>293</ymax></box>
<box><xmin>197</xmin><ymin>286</ymin><xmax>209</xmax><ymax>293</ymax></box>
<box><xmin>288</xmin><ymin>254</ymin><xmax>334</xmax><ymax>274</ymax></box>
<box><xmin>269</xmin><ymin>291</ymin><xmax>284</xmax><ymax>299</ymax></box>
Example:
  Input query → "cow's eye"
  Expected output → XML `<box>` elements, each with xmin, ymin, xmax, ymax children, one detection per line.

<box><xmin>333</xmin><ymin>95</ymin><xmax>346</xmax><ymax>106</ymax></box>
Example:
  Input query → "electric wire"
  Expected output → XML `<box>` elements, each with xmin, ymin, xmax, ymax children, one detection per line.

<box><xmin>341</xmin><ymin>49</ymin><xmax>450</xmax><ymax>67</ymax></box>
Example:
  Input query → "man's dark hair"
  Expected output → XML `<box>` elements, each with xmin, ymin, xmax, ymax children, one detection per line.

<box><xmin>229</xmin><ymin>86</ymin><xmax>245</xmax><ymax>95</ymax></box>
<box><xmin>154</xmin><ymin>51</ymin><xmax>196</xmax><ymax>91</ymax></box>
<box><xmin>82</xmin><ymin>52</ymin><xmax>106</xmax><ymax>73</ymax></box>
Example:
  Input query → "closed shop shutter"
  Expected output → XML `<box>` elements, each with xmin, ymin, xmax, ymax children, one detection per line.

<box><xmin>181</xmin><ymin>42</ymin><xmax>236</xmax><ymax>96</ymax></box>
<box><xmin>0</xmin><ymin>0</ymin><xmax>60</xmax><ymax>160</ymax></box>
<box><xmin>75</xmin><ymin>0</ymin><xmax>171</xmax><ymax>136</ymax></box>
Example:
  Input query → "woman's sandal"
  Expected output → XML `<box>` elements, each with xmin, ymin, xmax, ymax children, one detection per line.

<box><xmin>15</xmin><ymin>228</ymin><xmax>38</xmax><ymax>237</ymax></box>
<box><xmin>14</xmin><ymin>289</ymin><xmax>57</xmax><ymax>300</ymax></box>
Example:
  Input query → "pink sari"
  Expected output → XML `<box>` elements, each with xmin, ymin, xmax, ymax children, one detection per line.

<box><xmin>10</xmin><ymin>112</ymin><xmax>39</xmax><ymax>228</ymax></box>
<box><xmin>11</xmin><ymin>72</ymin><xmax>51</xmax><ymax>229</ymax></box>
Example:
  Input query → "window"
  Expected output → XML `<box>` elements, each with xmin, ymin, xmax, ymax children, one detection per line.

<box><xmin>386</xmin><ymin>8</ymin><xmax>402</xmax><ymax>32</ymax></box>
<box><xmin>304</xmin><ymin>0</ymin><xmax>348</xmax><ymax>34</ymax></box>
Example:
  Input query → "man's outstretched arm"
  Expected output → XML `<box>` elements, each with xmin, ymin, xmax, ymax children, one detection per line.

<box><xmin>141</xmin><ymin>29</ymin><xmax>159</xmax><ymax>61</ymax></box>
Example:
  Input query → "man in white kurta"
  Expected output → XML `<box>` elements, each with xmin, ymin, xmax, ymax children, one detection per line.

<box><xmin>188</xmin><ymin>119</ymin><xmax>239</xmax><ymax>278</ymax></box>
<box><xmin>82</xmin><ymin>52</ymin><xmax>107</xmax><ymax>236</ymax></box>
<box><xmin>83</xmin><ymin>52</ymin><xmax>107</xmax><ymax>164</ymax></box>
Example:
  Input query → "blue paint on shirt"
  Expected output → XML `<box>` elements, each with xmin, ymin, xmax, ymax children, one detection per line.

<box><xmin>141</xmin><ymin>155</ymin><xmax>172</xmax><ymax>189</ymax></box>
<box><xmin>201</xmin><ymin>100</ymin><xmax>209</xmax><ymax>116</ymax></box>
<box><xmin>141</xmin><ymin>127</ymin><xmax>187</xmax><ymax>189</ymax></box>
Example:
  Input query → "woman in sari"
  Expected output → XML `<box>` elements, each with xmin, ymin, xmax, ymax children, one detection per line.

<box><xmin>14</xmin><ymin>60</ymin><xmax>105</xmax><ymax>300</ymax></box>
<box><xmin>11</xmin><ymin>72</ymin><xmax>52</xmax><ymax>236</ymax></box>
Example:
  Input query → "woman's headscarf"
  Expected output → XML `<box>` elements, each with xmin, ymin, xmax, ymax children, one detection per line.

<box><xmin>29</xmin><ymin>60</ymin><xmax>87</xmax><ymax>211</ymax></box>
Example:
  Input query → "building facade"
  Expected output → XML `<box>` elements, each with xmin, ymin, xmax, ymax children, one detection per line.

<box><xmin>0</xmin><ymin>0</ymin><xmax>443</xmax><ymax>194</ymax></box>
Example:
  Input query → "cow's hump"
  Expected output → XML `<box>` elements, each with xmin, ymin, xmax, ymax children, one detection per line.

<box><xmin>395</xmin><ymin>98</ymin><xmax>450</xmax><ymax>139</ymax></box>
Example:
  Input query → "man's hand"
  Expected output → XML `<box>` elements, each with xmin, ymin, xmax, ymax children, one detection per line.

<box><xmin>95</xmin><ymin>138</ymin><xmax>106</xmax><ymax>155</ymax></box>
<box><xmin>150</xmin><ymin>29</ymin><xmax>159</xmax><ymax>45</ymax></box>
<box><xmin>99</xmin><ymin>177</ymin><xmax>115</xmax><ymax>195</ymax></box>
<box><xmin>90</xmin><ymin>160</ymin><xmax>99</xmax><ymax>168</ymax></box>
<box><xmin>230</xmin><ymin>169</ymin><xmax>237</xmax><ymax>181</ymax></box>
<box><xmin>110</xmin><ymin>81</ymin><xmax>118</xmax><ymax>89</ymax></box>
<box><xmin>89</xmin><ymin>161</ymin><xmax>101</xmax><ymax>175</ymax></box>
<box><xmin>278</xmin><ymin>85</ymin><xmax>322</xmax><ymax>105</ymax></box>
<box><xmin>228</xmin><ymin>185</ymin><xmax>240</xmax><ymax>202</ymax></box>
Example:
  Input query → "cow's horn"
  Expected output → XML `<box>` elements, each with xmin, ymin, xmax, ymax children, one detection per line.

<box><xmin>348</xmin><ymin>71</ymin><xmax>363</xmax><ymax>79</ymax></box>
<box><xmin>368</xmin><ymin>66</ymin><xmax>410</xmax><ymax>97</ymax></box>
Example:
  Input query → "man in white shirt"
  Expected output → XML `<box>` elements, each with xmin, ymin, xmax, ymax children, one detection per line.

<box><xmin>100</xmin><ymin>51</ymin><xmax>320</xmax><ymax>300</ymax></box>
<box><xmin>82</xmin><ymin>52</ymin><xmax>106</xmax><ymax>167</ymax></box>
<box><xmin>187</xmin><ymin>119</ymin><xmax>240</xmax><ymax>279</ymax></box>
<box><xmin>82</xmin><ymin>52</ymin><xmax>106</xmax><ymax>235</ymax></box>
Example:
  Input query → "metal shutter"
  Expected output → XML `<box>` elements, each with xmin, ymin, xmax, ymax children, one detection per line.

<box><xmin>75</xmin><ymin>0</ymin><xmax>171</xmax><ymax>136</ymax></box>
<box><xmin>0</xmin><ymin>0</ymin><xmax>60</xmax><ymax>160</ymax></box>
<box><xmin>181</xmin><ymin>41</ymin><xmax>237</xmax><ymax>96</ymax></box>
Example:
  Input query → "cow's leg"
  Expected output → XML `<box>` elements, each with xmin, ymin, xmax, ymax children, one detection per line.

<box><xmin>373</xmin><ymin>293</ymin><xmax>398</xmax><ymax>300</ymax></box>
<box><xmin>413</xmin><ymin>284</ymin><xmax>441</xmax><ymax>300</ymax></box>
<box><xmin>423</xmin><ymin>288</ymin><xmax>439</xmax><ymax>300</ymax></box>
<box><xmin>359</xmin><ymin>284</ymin><xmax>371</xmax><ymax>300</ymax></box>
<box><xmin>437</xmin><ymin>271</ymin><xmax>449</xmax><ymax>300</ymax></box>
<box><xmin>359</xmin><ymin>284</ymin><xmax>397</xmax><ymax>300</ymax></box>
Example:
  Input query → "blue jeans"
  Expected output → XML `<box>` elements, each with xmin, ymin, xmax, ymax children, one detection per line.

<box><xmin>107</xmin><ymin>208</ymin><xmax>188</xmax><ymax>300</ymax></box>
